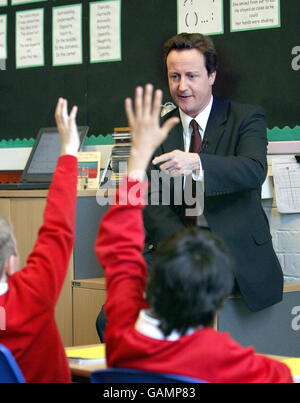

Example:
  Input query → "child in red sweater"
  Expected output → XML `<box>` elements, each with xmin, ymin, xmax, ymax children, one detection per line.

<box><xmin>95</xmin><ymin>84</ymin><xmax>293</xmax><ymax>383</ymax></box>
<box><xmin>0</xmin><ymin>98</ymin><xmax>79</xmax><ymax>383</ymax></box>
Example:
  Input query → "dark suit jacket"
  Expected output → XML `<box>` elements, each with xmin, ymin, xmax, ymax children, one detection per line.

<box><xmin>143</xmin><ymin>97</ymin><xmax>283</xmax><ymax>312</ymax></box>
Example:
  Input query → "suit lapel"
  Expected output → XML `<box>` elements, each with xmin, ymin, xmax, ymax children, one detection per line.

<box><xmin>201</xmin><ymin>97</ymin><xmax>229</xmax><ymax>155</ymax></box>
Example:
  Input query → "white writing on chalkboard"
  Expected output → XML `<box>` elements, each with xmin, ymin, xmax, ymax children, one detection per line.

<box><xmin>291</xmin><ymin>46</ymin><xmax>300</xmax><ymax>71</ymax></box>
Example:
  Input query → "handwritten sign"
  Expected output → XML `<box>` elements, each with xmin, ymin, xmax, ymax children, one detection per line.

<box><xmin>16</xmin><ymin>8</ymin><xmax>44</xmax><ymax>69</ymax></box>
<box><xmin>178</xmin><ymin>0</ymin><xmax>224</xmax><ymax>36</ymax></box>
<box><xmin>231</xmin><ymin>0</ymin><xmax>280</xmax><ymax>32</ymax></box>
<box><xmin>53</xmin><ymin>4</ymin><xmax>82</xmax><ymax>66</ymax></box>
<box><xmin>0</xmin><ymin>15</ymin><xmax>6</xmax><ymax>59</ymax></box>
<box><xmin>90</xmin><ymin>0</ymin><xmax>121</xmax><ymax>63</ymax></box>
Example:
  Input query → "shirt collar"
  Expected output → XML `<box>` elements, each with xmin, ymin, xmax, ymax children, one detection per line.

<box><xmin>179</xmin><ymin>95</ymin><xmax>214</xmax><ymax>138</ymax></box>
<box><xmin>134</xmin><ymin>309</ymin><xmax>201</xmax><ymax>341</ymax></box>
<box><xmin>0</xmin><ymin>282</ymin><xmax>8</xmax><ymax>296</ymax></box>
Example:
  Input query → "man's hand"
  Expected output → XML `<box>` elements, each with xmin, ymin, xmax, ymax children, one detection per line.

<box><xmin>125</xmin><ymin>84</ymin><xmax>179</xmax><ymax>180</ymax></box>
<box><xmin>55</xmin><ymin>97</ymin><xmax>80</xmax><ymax>157</ymax></box>
<box><xmin>153</xmin><ymin>150</ymin><xmax>200</xmax><ymax>177</ymax></box>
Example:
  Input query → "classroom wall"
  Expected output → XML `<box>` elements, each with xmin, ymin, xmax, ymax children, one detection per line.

<box><xmin>0</xmin><ymin>0</ymin><xmax>299</xmax><ymax>141</ymax></box>
<box><xmin>264</xmin><ymin>195</ymin><xmax>300</xmax><ymax>283</ymax></box>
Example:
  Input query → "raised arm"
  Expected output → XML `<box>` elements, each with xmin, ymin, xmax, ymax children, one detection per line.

<box><xmin>55</xmin><ymin>97</ymin><xmax>80</xmax><ymax>157</ymax></box>
<box><xmin>95</xmin><ymin>85</ymin><xmax>179</xmax><ymax>343</ymax></box>
<box><xmin>18</xmin><ymin>98</ymin><xmax>80</xmax><ymax>306</ymax></box>
<box><xmin>125</xmin><ymin>85</ymin><xmax>180</xmax><ymax>179</ymax></box>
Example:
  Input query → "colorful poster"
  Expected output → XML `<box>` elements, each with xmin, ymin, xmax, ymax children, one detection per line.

<box><xmin>52</xmin><ymin>4</ymin><xmax>82</xmax><ymax>66</ymax></box>
<box><xmin>177</xmin><ymin>0</ymin><xmax>224</xmax><ymax>36</ymax></box>
<box><xmin>16</xmin><ymin>8</ymin><xmax>44</xmax><ymax>69</ymax></box>
<box><xmin>231</xmin><ymin>0</ymin><xmax>281</xmax><ymax>32</ymax></box>
<box><xmin>90</xmin><ymin>0</ymin><xmax>121</xmax><ymax>63</ymax></box>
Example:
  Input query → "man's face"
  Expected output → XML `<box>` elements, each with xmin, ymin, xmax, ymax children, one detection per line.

<box><xmin>167</xmin><ymin>49</ymin><xmax>216</xmax><ymax>117</ymax></box>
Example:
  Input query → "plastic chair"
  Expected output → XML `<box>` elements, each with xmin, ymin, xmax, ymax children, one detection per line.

<box><xmin>0</xmin><ymin>344</ymin><xmax>26</xmax><ymax>383</ymax></box>
<box><xmin>90</xmin><ymin>368</ymin><xmax>206</xmax><ymax>383</ymax></box>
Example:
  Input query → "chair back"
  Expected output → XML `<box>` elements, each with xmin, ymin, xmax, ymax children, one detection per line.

<box><xmin>91</xmin><ymin>368</ymin><xmax>206</xmax><ymax>383</ymax></box>
<box><xmin>0</xmin><ymin>344</ymin><xmax>26</xmax><ymax>383</ymax></box>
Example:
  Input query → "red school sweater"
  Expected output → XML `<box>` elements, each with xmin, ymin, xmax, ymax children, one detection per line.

<box><xmin>0</xmin><ymin>155</ymin><xmax>77</xmax><ymax>383</ymax></box>
<box><xmin>95</xmin><ymin>177</ymin><xmax>293</xmax><ymax>384</ymax></box>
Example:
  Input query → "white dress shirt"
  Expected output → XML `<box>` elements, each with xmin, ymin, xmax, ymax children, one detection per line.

<box><xmin>135</xmin><ymin>309</ymin><xmax>201</xmax><ymax>341</ymax></box>
<box><xmin>180</xmin><ymin>96</ymin><xmax>213</xmax><ymax>152</ymax></box>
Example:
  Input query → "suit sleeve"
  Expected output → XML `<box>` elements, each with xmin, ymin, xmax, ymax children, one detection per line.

<box><xmin>201</xmin><ymin>106</ymin><xmax>268</xmax><ymax>197</ymax></box>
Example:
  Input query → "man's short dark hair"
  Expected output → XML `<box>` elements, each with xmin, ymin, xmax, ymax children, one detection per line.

<box><xmin>163</xmin><ymin>32</ymin><xmax>217</xmax><ymax>75</ymax></box>
<box><xmin>146</xmin><ymin>228</ymin><xmax>234</xmax><ymax>337</ymax></box>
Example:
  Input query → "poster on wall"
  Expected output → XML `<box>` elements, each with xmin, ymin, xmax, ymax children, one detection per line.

<box><xmin>0</xmin><ymin>1</ymin><xmax>8</xmax><ymax>7</ymax></box>
<box><xmin>52</xmin><ymin>3</ymin><xmax>82</xmax><ymax>66</ymax></box>
<box><xmin>177</xmin><ymin>0</ymin><xmax>224</xmax><ymax>36</ymax></box>
<box><xmin>90</xmin><ymin>0</ymin><xmax>121</xmax><ymax>63</ymax></box>
<box><xmin>16</xmin><ymin>8</ymin><xmax>44</xmax><ymax>69</ymax></box>
<box><xmin>230</xmin><ymin>0</ymin><xmax>281</xmax><ymax>32</ymax></box>
<box><xmin>0</xmin><ymin>15</ymin><xmax>6</xmax><ymax>59</ymax></box>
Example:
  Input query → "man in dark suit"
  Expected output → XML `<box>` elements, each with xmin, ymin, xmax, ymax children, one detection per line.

<box><xmin>143</xmin><ymin>33</ymin><xmax>283</xmax><ymax>312</ymax></box>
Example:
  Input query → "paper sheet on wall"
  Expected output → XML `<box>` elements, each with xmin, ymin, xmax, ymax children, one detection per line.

<box><xmin>16</xmin><ymin>8</ymin><xmax>44</xmax><ymax>69</ymax></box>
<box><xmin>0</xmin><ymin>1</ymin><xmax>7</xmax><ymax>7</ymax></box>
<box><xmin>0</xmin><ymin>15</ymin><xmax>7</xmax><ymax>59</ymax></box>
<box><xmin>53</xmin><ymin>4</ymin><xmax>82</xmax><ymax>66</ymax></box>
<box><xmin>90</xmin><ymin>0</ymin><xmax>121</xmax><ymax>63</ymax></box>
<box><xmin>12</xmin><ymin>0</ymin><xmax>46</xmax><ymax>5</ymax></box>
<box><xmin>272</xmin><ymin>156</ymin><xmax>300</xmax><ymax>214</ymax></box>
<box><xmin>177</xmin><ymin>0</ymin><xmax>224</xmax><ymax>35</ymax></box>
<box><xmin>230</xmin><ymin>0</ymin><xmax>280</xmax><ymax>32</ymax></box>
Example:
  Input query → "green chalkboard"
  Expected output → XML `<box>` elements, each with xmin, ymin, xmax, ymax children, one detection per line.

<box><xmin>0</xmin><ymin>0</ymin><xmax>299</xmax><ymax>141</ymax></box>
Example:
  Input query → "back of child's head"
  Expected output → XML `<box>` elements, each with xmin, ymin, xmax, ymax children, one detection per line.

<box><xmin>0</xmin><ymin>215</ymin><xmax>16</xmax><ymax>277</ymax></box>
<box><xmin>146</xmin><ymin>228</ymin><xmax>235</xmax><ymax>336</ymax></box>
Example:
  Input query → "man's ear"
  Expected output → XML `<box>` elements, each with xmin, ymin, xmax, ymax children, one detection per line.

<box><xmin>209</xmin><ymin>71</ymin><xmax>217</xmax><ymax>86</ymax></box>
<box><xmin>4</xmin><ymin>255</ymin><xmax>20</xmax><ymax>277</ymax></box>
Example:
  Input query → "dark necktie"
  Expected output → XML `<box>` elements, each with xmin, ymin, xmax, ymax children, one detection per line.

<box><xmin>182</xmin><ymin>120</ymin><xmax>203</xmax><ymax>226</ymax></box>
<box><xmin>189</xmin><ymin>119</ymin><xmax>202</xmax><ymax>153</ymax></box>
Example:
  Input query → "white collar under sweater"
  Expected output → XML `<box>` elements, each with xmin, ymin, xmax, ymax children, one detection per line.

<box><xmin>134</xmin><ymin>309</ymin><xmax>201</xmax><ymax>341</ymax></box>
<box><xmin>0</xmin><ymin>282</ymin><xmax>8</xmax><ymax>296</ymax></box>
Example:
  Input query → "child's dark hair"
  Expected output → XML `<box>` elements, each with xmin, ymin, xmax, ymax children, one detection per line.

<box><xmin>146</xmin><ymin>228</ymin><xmax>234</xmax><ymax>336</ymax></box>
